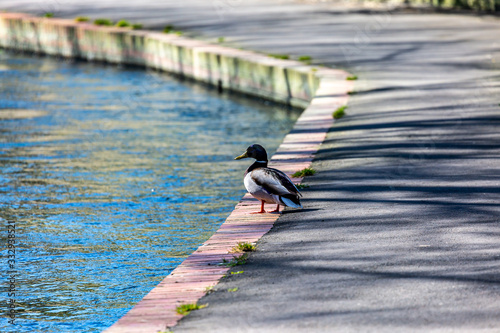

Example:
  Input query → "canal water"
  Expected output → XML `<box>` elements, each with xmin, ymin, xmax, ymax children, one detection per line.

<box><xmin>0</xmin><ymin>50</ymin><xmax>300</xmax><ymax>332</ymax></box>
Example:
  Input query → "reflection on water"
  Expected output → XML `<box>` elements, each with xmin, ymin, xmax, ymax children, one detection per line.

<box><xmin>0</xmin><ymin>50</ymin><xmax>300</xmax><ymax>333</ymax></box>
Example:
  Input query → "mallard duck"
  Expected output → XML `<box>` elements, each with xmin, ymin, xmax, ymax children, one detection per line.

<box><xmin>235</xmin><ymin>144</ymin><xmax>302</xmax><ymax>214</ymax></box>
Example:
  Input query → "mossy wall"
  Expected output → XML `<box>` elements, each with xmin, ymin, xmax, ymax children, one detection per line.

<box><xmin>0</xmin><ymin>13</ymin><xmax>320</xmax><ymax>109</ymax></box>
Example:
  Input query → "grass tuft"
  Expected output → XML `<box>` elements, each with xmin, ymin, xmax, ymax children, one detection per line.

<box><xmin>298</xmin><ymin>55</ymin><xmax>312</xmax><ymax>64</ymax></box>
<box><xmin>346</xmin><ymin>75</ymin><xmax>358</xmax><ymax>80</ymax></box>
<box><xmin>231</xmin><ymin>242</ymin><xmax>256</xmax><ymax>253</ymax></box>
<box><xmin>269</xmin><ymin>53</ymin><xmax>289</xmax><ymax>60</ymax></box>
<box><xmin>222</xmin><ymin>254</ymin><xmax>248</xmax><ymax>267</ymax></box>
<box><xmin>131</xmin><ymin>23</ymin><xmax>143</xmax><ymax>30</ymax></box>
<box><xmin>115</xmin><ymin>20</ymin><xmax>130</xmax><ymax>28</ymax></box>
<box><xmin>43</xmin><ymin>13</ymin><xmax>54</xmax><ymax>18</ymax></box>
<box><xmin>231</xmin><ymin>270</ymin><xmax>244</xmax><ymax>275</ymax></box>
<box><xmin>296</xmin><ymin>184</ymin><xmax>310</xmax><ymax>190</ymax></box>
<box><xmin>75</xmin><ymin>16</ymin><xmax>89</xmax><ymax>22</ymax></box>
<box><xmin>292</xmin><ymin>168</ymin><xmax>316</xmax><ymax>178</ymax></box>
<box><xmin>176</xmin><ymin>303</ymin><xmax>207</xmax><ymax>316</ymax></box>
<box><xmin>217</xmin><ymin>37</ymin><xmax>225</xmax><ymax>43</ymax></box>
<box><xmin>163</xmin><ymin>24</ymin><xmax>174</xmax><ymax>33</ymax></box>
<box><xmin>333</xmin><ymin>105</ymin><xmax>347</xmax><ymax>119</ymax></box>
<box><xmin>228</xmin><ymin>287</ymin><xmax>239</xmax><ymax>292</ymax></box>
<box><xmin>94</xmin><ymin>18</ymin><xmax>113</xmax><ymax>26</ymax></box>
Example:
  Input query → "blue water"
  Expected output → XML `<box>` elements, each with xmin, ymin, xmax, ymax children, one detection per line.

<box><xmin>0</xmin><ymin>50</ymin><xmax>300</xmax><ymax>332</ymax></box>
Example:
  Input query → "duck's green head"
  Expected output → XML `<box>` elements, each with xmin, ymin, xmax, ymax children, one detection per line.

<box><xmin>234</xmin><ymin>144</ymin><xmax>268</xmax><ymax>161</ymax></box>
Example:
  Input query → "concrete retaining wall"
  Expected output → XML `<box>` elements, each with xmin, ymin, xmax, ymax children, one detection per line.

<box><xmin>0</xmin><ymin>13</ymin><xmax>318</xmax><ymax>109</ymax></box>
<box><xmin>370</xmin><ymin>0</ymin><xmax>499</xmax><ymax>11</ymax></box>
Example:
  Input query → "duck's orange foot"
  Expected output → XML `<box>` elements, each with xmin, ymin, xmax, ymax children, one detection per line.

<box><xmin>250</xmin><ymin>201</ymin><xmax>267</xmax><ymax>214</ymax></box>
<box><xmin>269</xmin><ymin>205</ymin><xmax>281</xmax><ymax>214</ymax></box>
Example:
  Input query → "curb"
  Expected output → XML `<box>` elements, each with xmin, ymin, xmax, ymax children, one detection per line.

<box><xmin>0</xmin><ymin>12</ymin><xmax>353</xmax><ymax>333</ymax></box>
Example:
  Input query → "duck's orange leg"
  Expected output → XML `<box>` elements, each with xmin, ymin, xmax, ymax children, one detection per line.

<box><xmin>269</xmin><ymin>204</ymin><xmax>280</xmax><ymax>214</ymax></box>
<box><xmin>250</xmin><ymin>201</ymin><xmax>266</xmax><ymax>214</ymax></box>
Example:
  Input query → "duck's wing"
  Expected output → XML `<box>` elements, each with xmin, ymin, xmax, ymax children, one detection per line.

<box><xmin>250</xmin><ymin>168</ymin><xmax>302</xmax><ymax>197</ymax></box>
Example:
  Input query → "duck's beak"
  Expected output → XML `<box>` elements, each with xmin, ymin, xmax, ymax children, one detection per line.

<box><xmin>234</xmin><ymin>151</ymin><xmax>249</xmax><ymax>160</ymax></box>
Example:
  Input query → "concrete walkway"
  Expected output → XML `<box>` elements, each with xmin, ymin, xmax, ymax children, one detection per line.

<box><xmin>4</xmin><ymin>1</ymin><xmax>500</xmax><ymax>331</ymax></box>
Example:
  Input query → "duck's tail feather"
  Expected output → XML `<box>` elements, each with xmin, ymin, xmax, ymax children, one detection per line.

<box><xmin>280</xmin><ymin>194</ymin><xmax>302</xmax><ymax>209</ymax></box>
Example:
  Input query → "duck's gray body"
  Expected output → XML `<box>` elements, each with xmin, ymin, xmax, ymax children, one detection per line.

<box><xmin>235</xmin><ymin>144</ymin><xmax>302</xmax><ymax>213</ymax></box>
<box><xmin>243</xmin><ymin>167</ymin><xmax>302</xmax><ymax>208</ymax></box>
